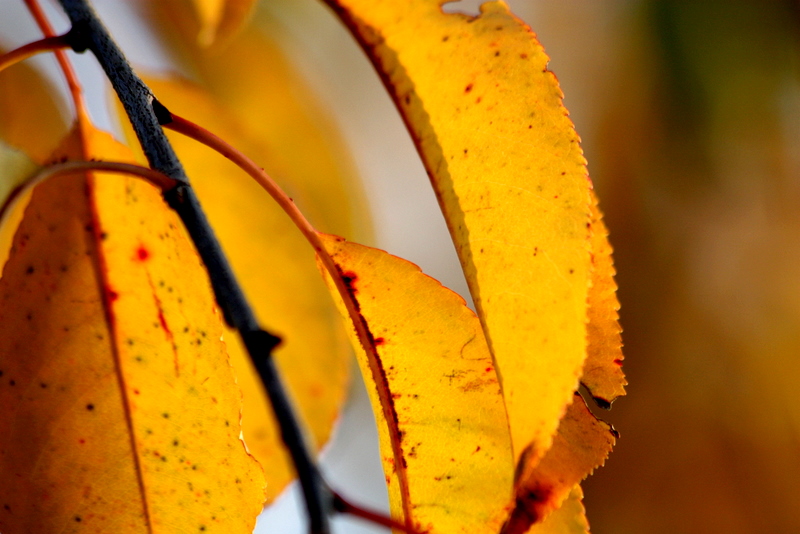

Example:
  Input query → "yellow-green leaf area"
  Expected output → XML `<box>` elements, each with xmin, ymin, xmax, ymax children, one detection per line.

<box><xmin>326</xmin><ymin>0</ymin><xmax>592</xmax><ymax>465</ymax></box>
<box><xmin>319</xmin><ymin>234</ymin><xmax>514</xmax><ymax>533</ymax></box>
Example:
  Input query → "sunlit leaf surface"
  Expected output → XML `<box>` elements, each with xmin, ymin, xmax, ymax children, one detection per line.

<box><xmin>325</xmin><ymin>0</ymin><xmax>593</xmax><ymax>471</ymax></box>
<box><xmin>0</xmin><ymin>113</ymin><xmax>265</xmax><ymax>533</ymax></box>
<box><xmin>319</xmin><ymin>234</ymin><xmax>514</xmax><ymax>533</ymax></box>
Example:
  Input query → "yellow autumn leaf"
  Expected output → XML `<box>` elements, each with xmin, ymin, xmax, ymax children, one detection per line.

<box><xmin>318</xmin><ymin>233</ymin><xmax>514</xmax><ymax>533</ymax></box>
<box><xmin>0</xmin><ymin>48</ymin><xmax>68</xmax><ymax>164</ymax></box>
<box><xmin>0</xmin><ymin>48</ymin><xmax>68</xmax><ymax>270</ymax></box>
<box><xmin>0</xmin><ymin>112</ymin><xmax>265</xmax><ymax>532</ymax></box>
<box><xmin>528</xmin><ymin>485</ymin><xmax>589</xmax><ymax>534</ymax></box>
<box><xmin>325</xmin><ymin>0</ymin><xmax>593</xmax><ymax>472</ymax></box>
<box><xmin>583</xmin><ymin>191</ymin><xmax>626</xmax><ymax>408</ymax></box>
<box><xmin>183</xmin><ymin>0</ymin><xmax>256</xmax><ymax>46</ymax></box>
<box><xmin>0</xmin><ymin>141</ymin><xmax>36</xmax><ymax>269</ymax></box>
<box><xmin>117</xmin><ymin>73</ymin><xmax>355</xmax><ymax>503</ymax></box>
<box><xmin>144</xmin><ymin>10</ymin><xmax>369</xmax><ymax>238</ymax></box>
<box><xmin>503</xmin><ymin>394</ymin><xmax>615</xmax><ymax>532</ymax></box>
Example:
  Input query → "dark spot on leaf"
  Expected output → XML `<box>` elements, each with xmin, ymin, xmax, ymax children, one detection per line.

<box><xmin>25</xmin><ymin>265</ymin><xmax>34</xmax><ymax>274</ymax></box>
<box><xmin>3</xmin><ymin>504</ymin><xmax>10</xmax><ymax>511</ymax></box>
<box><xmin>74</xmin><ymin>516</ymin><xmax>82</xmax><ymax>522</ymax></box>
<box><xmin>495</xmin><ymin>51</ymin><xmax>500</xmax><ymax>57</ymax></box>
<box><xmin>442</xmin><ymin>35</ymin><xmax>449</xmax><ymax>42</ymax></box>
<box><xmin>162</xmin><ymin>413</ymin><xmax>170</xmax><ymax>419</ymax></box>
<box><xmin>465</xmin><ymin>83</ymin><xmax>473</xmax><ymax>93</ymax></box>
<box><xmin>136</xmin><ymin>246</ymin><xmax>150</xmax><ymax>261</ymax></box>
<box><xmin>108</xmin><ymin>290</ymin><xmax>119</xmax><ymax>302</ymax></box>
<box><xmin>86</xmin><ymin>404</ymin><xmax>94</xmax><ymax>411</ymax></box>
<box><xmin>520</xmin><ymin>53</ymin><xmax>528</xmax><ymax>59</ymax></box>
<box><xmin>374</xmin><ymin>337</ymin><xmax>385</xmax><ymax>346</ymax></box>
<box><xmin>173</xmin><ymin>439</ymin><xmax>179</xmax><ymax>446</ymax></box>
<box><xmin>9</xmin><ymin>380</ymin><xmax>15</xmax><ymax>386</ymax></box>
<box><xmin>341</xmin><ymin>271</ymin><xmax>358</xmax><ymax>292</ymax></box>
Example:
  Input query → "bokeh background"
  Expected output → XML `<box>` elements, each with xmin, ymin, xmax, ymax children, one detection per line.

<box><xmin>2</xmin><ymin>0</ymin><xmax>800</xmax><ymax>532</ymax></box>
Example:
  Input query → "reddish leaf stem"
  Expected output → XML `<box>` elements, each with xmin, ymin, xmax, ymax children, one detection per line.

<box><xmin>164</xmin><ymin>113</ymin><xmax>416</xmax><ymax>531</ymax></box>
<box><xmin>332</xmin><ymin>492</ymin><xmax>426</xmax><ymax>534</ymax></box>
<box><xmin>0</xmin><ymin>34</ymin><xmax>71</xmax><ymax>74</ymax></box>
<box><xmin>24</xmin><ymin>0</ymin><xmax>87</xmax><ymax>114</ymax></box>
<box><xmin>0</xmin><ymin>160</ymin><xmax>177</xmax><ymax>231</ymax></box>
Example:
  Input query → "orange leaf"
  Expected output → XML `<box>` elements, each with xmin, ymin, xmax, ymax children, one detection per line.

<box><xmin>318</xmin><ymin>233</ymin><xmax>514</xmax><ymax>533</ymax></box>
<box><xmin>326</xmin><ymin>0</ymin><xmax>593</xmax><ymax>470</ymax></box>
<box><xmin>0</xmin><ymin>49</ymin><xmax>68</xmax><ymax>270</ymax></box>
<box><xmin>528</xmin><ymin>485</ymin><xmax>590</xmax><ymax>534</ymax></box>
<box><xmin>0</xmin><ymin>113</ymin><xmax>265</xmax><ymax>532</ymax></box>
<box><xmin>168</xmin><ymin>0</ymin><xmax>256</xmax><ymax>46</ymax></box>
<box><xmin>0</xmin><ymin>47</ymin><xmax>68</xmax><ymax>164</ymax></box>
<box><xmin>503</xmin><ymin>394</ymin><xmax>616</xmax><ymax>532</ymax></box>
<box><xmin>583</xmin><ymin>191</ymin><xmax>626</xmax><ymax>408</ymax></box>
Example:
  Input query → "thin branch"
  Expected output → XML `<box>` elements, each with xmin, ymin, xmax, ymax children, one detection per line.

<box><xmin>52</xmin><ymin>1</ymin><xmax>331</xmax><ymax>532</ymax></box>
<box><xmin>0</xmin><ymin>34</ymin><xmax>71</xmax><ymax>74</ymax></box>
<box><xmin>0</xmin><ymin>160</ymin><xmax>176</xmax><ymax>230</ymax></box>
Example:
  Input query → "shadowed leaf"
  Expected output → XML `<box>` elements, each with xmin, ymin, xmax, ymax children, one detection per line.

<box><xmin>583</xmin><ymin>191</ymin><xmax>626</xmax><ymax>408</ymax></box>
<box><xmin>528</xmin><ymin>485</ymin><xmax>590</xmax><ymax>534</ymax></box>
<box><xmin>118</xmin><ymin>74</ymin><xmax>355</xmax><ymax>503</ymax></box>
<box><xmin>503</xmin><ymin>394</ymin><xmax>615</xmax><ymax>532</ymax></box>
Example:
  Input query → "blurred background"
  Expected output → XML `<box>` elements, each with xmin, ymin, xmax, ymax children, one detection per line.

<box><xmin>3</xmin><ymin>0</ymin><xmax>800</xmax><ymax>532</ymax></box>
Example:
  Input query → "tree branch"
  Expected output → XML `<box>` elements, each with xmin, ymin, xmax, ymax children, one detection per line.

<box><xmin>55</xmin><ymin>1</ymin><xmax>331</xmax><ymax>532</ymax></box>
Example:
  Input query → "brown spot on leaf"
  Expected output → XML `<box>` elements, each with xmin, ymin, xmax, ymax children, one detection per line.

<box><xmin>501</xmin><ymin>484</ymin><xmax>554</xmax><ymax>534</ymax></box>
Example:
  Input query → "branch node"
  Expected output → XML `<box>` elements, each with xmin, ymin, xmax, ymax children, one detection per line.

<box><xmin>64</xmin><ymin>24</ymin><xmax>90</xmax><ymax>53</ymax></box>
<box><xmin>152</xmin><ymin>98</ymin><xmax>174</xmax><ymax>125</ymax></box>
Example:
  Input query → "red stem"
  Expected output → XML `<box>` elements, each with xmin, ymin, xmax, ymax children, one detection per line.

<box><xmin>0</xmin><ymin>34</ymin><xmax>71</xmax><ymax>73</ymax></box>
<box><xmin>24</xmin><ymin>0</ymin><xmax>87</xmax><ymax>114</ymax></box>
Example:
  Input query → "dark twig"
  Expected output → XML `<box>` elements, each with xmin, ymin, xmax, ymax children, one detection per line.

<box><xmin>55</xmin><ymin>1</ymin><xmax>331</xmax><ymax>532</ymax></box>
